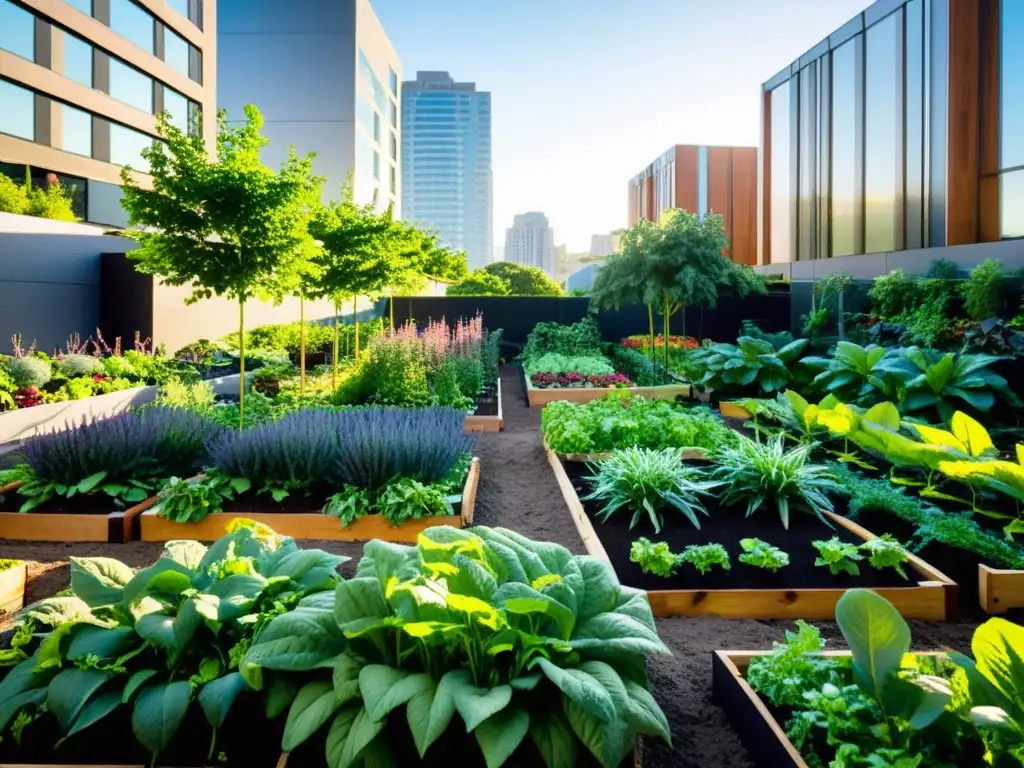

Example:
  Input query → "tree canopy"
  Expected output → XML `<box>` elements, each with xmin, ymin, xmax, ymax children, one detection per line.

<box><xmin>447</xmin><ymin>271</ymin><xmax>511</xmax><ymax>296</ymax></box>
<box><xmin>447</xmin><ymin>262</ymin><xmax>564</xmax><ymax>296</ymax></box>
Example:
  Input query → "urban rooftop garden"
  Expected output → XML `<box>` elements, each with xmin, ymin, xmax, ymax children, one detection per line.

<box><xmin>1</xmin><ymin>108</ymin><xmax>1024</xmax><ymax>768</ymax></box>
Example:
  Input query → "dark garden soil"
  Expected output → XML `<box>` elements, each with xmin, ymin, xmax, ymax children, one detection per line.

<box><xmin>0</xmin><ymin>490</ymin><xmax>123</xmax><ymax>515</ymax></box>
<box><xmin>0</xmin><ymin>364</ymin><xmax>988</xmax><ymax>768</ymax></box>
<box><xmin>563</xmin><ymin>462</ymin><xmax>910</xmax><ymax>592</ymax></box>
<box><xmin>472</xmin><ymin>384</ymin><xmax>500</xmax><ymax>416</ymax></box>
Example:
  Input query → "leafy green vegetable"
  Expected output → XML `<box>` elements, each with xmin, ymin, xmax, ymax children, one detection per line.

<box><xmin>583</xmin><ymin>447</ymin><xmax>720</xmax><ymax>533</ymax></box>
<box><xmin>155</xmin><ymin>471</ymin><xmax>250</xmax><ymax>523</ymax></box>
<box><xmin>746</xmin><ymin>620</ymin><xmax>837</xmax><ymax>708</ymax></box>
<box><xmin>812</xmin><ymin>537</ymin><xmax>863</xmax><ymax>576</ymax></box>
<box><xmin>376</xmin><ymin>477</ymin><xmax>453</xmax><ymax>526</ymax></box>
<box><xmin>678</xmin><ymin>543</ymin><xmax>730</xmax><ymax>575</ymax></box>
<box><xmin>322</xmin><ymin>484</ymin><xmax>373</xmax><ymax>526</ymax></box>
<box><xmin>737</xmin><ymin>538</ymin><xmax>789</xmax><ymax>572</ymax></box>
<box><xmin>859</xmin><ymin>535</ymin><xmax>910</xmax><ymax>580</ymax></box>
<box><xmin>688</xmin><ymin>335</ymin><xmax>809</xmax><ymax>397</ymax></box>
<box><xmin>243</xmin><ymin>525</ymin><xmax>672</xmax><ymax>768</ymax></box>
<box><xmin>629</xmin><ymin>537</ymin><xmax>681</xmax><ymax>577</ymax></box>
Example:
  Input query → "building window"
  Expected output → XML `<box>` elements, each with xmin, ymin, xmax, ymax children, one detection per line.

<box><xmin>390</xmin><ymin>165</ymin><xmax>396</xmax><ymax>195</ymax></box>
<box><xmin>109</xmin><ymin>123</ymin><xmax>152</xmax><ymax>172</ymax></box>
<box><xmin>769</xmin><ymin>81</ymin><xmax>792</xmax><ymax>263</ymax></box>
<box><xmin>65</xmin><ymin>0</ymin><xmax>92</xmax><ymax>14</ymax></box>
<box><xmin>390</xmin><ymin>132</ymin><xmax>397</xmax><ymax>161</ymax></box>
<box><xmin>1001</xmin><ymin>170</ymin><xmax>1024</xmax><ymax>238</ymax></box>
<box><xmin>63</xmin><ymin>33</ymin><xmax>94</xmax><ymax>89</ymax></box>
<box><xmin>1001</xmin><ymin>0</ymin><xmax>1024</xmax><ymax>171</ymax></box>
<box><xmin>905</xmin><ymin>0</ymin><xmax>924</xmax><ymax>249</ymax></box>
<box><xmin>391</xmin><ymin>101</ymin><xmax>397</xmax><ymax>128</ymax></box>
<box><xmin>61</xmin><ymin>104</ymin><xmax>92</xmax><ymax>157</ymax></box>
<box><xmin>0</xmin><ymin>0</ymin><xmax>34</xmax><ymax>61</ymax></box>
<box><xmin>187</xmin><ymin>100</ymin><xmax>202</xmax><ymax>137</ymax></box>
<box><xmin>797</xmin><ymin>64</ymin><xmax>816</xmax><ymax>261</ymax></box>
<box><xmin>110</xmin><ymin>0</ymin><xmax>154</xmax><ymax>54</ymax></box>
<box><xmin>166</xmin><ymin>0</ymin><xmax>189</xmax><ymax>18</ymax></box>
<box><xmin>864</xmin><ymin>12</ymin><xmax>900</xmax><ymax>254</ymax></box>
<box><xmin>389</xmin><ymin>67</ymin><xmax>398</xmax><ymax>94</ymax></box>
<box><xmin>164</xmin><ymin>27</ymin><xmax>190</xmax><ymax>78</ymax></box>
<box><xmin>373</xmin><ymin>112</ymin><xmax>381</xmax><ymax>143</ymax></box>
<box><xmin>109</xmin><ymin>59</ymin><xmax>153</xmax><ymax>113</ymax></box>
<box><xmin>831</xmin><ymin>37</ymin><xmax>858</xmax><ymax>257</ymax></box>
<box><xmin>164</xmin><ymin>87</ymin><xmax>188</xmax><ymax>132</ymax></box>
<box><xmin>373</xmin><ymin>151</ymin><xmax>380</xmax><ymax>181</ymax></box>
<box><xmin>0</xmin><ymin>79</ymin><xmax>34</xmax><ymax>140</ymax></box>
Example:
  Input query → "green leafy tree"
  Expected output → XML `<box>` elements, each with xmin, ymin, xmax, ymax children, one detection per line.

<box><xmin>447</xmin><ymin>270</ymin><xmax>511</xmax><ymax>296</ymax></box>
<box><xmin>0</xmin><ymin>170</ymin><xmax>30</xmax><ymax>215</ymax></box>
<box><xmin>120</xmin><ymin>106</ymin><xmax>319</xmax><ymax>427</ymax></box>
<box><xmin>482</xmin><ymin>261</ymin><xmax>565</xmax><ymax>296</ymax></box>
<box><xmin>590</xmin><ymin>222</ymin><xmax>657</xmax><ymax>366</ymax></box>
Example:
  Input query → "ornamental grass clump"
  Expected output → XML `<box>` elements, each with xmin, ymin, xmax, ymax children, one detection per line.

<box><xmin>242</xmin><ymin>525</ymin><xmax>672</xmax><ymax>767</ymax></box>
<box><xmin>2</xmin><ymin>407</ymin><xmax>221</xmax><ymax>510</ymax></box>
<box><xmin>583</xmin><ymin>446</ymin><xmax>720</xmax><ymax>532</ymax></box>
<box><xmin>712</xmin><ymin>434</ymin><xmax>841</xmax><ymax>529</ymax></box>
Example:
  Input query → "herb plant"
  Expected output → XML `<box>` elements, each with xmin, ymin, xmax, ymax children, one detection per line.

<box><xmin>375</xmin><ymin>477</ymin><xmax>454</xmax><ymax>525</ymax></box>
<box><xmin>745</xmin><ymin>620</ymin><xmax>838</xmax><ymax>708</ymax></box>
<box><xmin>0</xmin><ymin>521</ymin><xmax>346</xmax><ymax>763</ymax></box>
<box><xmin>583</xmin><ymin>446</ymin><xmax>720</xmax><ymax>532</ymax></box>
<box><xmin>630</xmin><ymin>537</ymin><xmax>682</xmax><ymax>576</ymax></box>
<box><xmin>812</xmin><ymin>536</ymin><xmax>863</xmax><ymax>576</ymax></box>
<box><xmin>712</xmin><ymin>434</ymin><xmax>841</xmax><ymax>529</ymax></box>
<box><xmin>860</xmin><ymin>535</ymin><xmax>910</xmax><ymax>580</ymax></box>
<box><xmin>899</xmin><ymin>346</ymin><xmax>1020</xmax><ymax>421</ymax></box>
<box><xmin>322</xmin><ymin>484</ymin><xmax>373</xmax><ymax>525</ymax></box>
<box><xmin>679</xmin><ymin>543</ymin><xmax>731</xmax><ymax>575</ymax></box>
<box><xmin>155</xmin><ymin>472</ymin><xmax>251</xmax><ymax>523</ymax></box>
<box><xmin>241</xmin><ymin>525</ymin><xmax>672</xmax><ymax>767</ymax></box>
<box><xmin>524</xmin><ymin>352</ymin><xmax>615</xmax><ymax>377</ymax></box>
<box><xmin>738</xmin><ymin>538</ymin><xmax>789</xmax><ymax>572</ymax></box>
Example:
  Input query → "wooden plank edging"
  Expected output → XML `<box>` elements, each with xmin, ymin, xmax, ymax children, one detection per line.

<box><xmin>0</xmin><ymin>481</ymin><xmax>155</xmax><ymax>543</ymax></box>
<box><xmin>545</xmin><ymin>443</ymin><xmax>957</xmax><ymax>620</ymax></box>
<box><xmin>0</xmin><ymin>562</ymin><xmax>26</xmax><ymax>615</ymax></box>
<box><xmin>978</xmin><ymin>564</ymin><xmax>1024</xmax><ymax>614</ymax></box>
<box><xmin>139</xmin><ymin>458</ymin><xmax>481</xmax><ymax>542</ymax></box>
<box><xmin>464</xmin><ymin>380</ymin><xmax>503</xmax><ymax>433</ymax></box>
<box><xmin>524</xmin><ymin>372</ymin><xmax>692</xmax><ymax>408</ymax></box>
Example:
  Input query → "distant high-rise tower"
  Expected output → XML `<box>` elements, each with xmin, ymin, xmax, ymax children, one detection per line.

<box><xmin>505</xmin><ymin>213</ymin><xmax>555</xmax><ymax>275</ymax></box>
<box><xmin>402</xmin><ymin>71</ymin><xmax>492</xmax><ymax>270</ymax></box>
<box><xmin>219</xmin><ymin>0</ymin><xmax>401</xmax><ymax>214</ymax></box>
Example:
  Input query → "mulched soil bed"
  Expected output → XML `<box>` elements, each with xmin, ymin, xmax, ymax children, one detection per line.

<box><xmin>472</xmin><ymin>384</ymin><xmax>499</xmax><ymax>417</ymax></box>
<box><xmin>0</xmin><ymin>365</ymin><xmax>985</xmax><ymax>768</ymax></box>
<box><xmin>563</xmin><ymin>461</ymin><xmax>909</xmax><ymax>591</ymax></box>
<box><xmin>0</xmin><ymin>491</ymin><xmax>119</xmax><ymax>515</ymax></box>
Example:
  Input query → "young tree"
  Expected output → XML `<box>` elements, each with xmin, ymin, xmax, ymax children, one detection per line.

<box><xmin>482</xmin><ymin>262</ymin><xmax>564</xmax><ymax>296</ymax></box>
<box><xmin>447</xmin><ymin>271</ymin><xmax>510</xmax><ymax>296</ymax></box>
<box><xmin>120</xmin><ymin>105</ymin><xmax>318</xmax><ymax>427</ymax></box>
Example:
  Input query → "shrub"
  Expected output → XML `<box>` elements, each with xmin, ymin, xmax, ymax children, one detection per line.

<box><xmin>523</xmin><ymin>317</ymin><xmax>603</xmax><ymax>360</ymax></box>
<box><xmin>962</xmin><ymin>258</ymin><xmax>1006</xmax><ymax>320</ymax></box>
<box><xmin>712</xmin><ymin>434</ymin><xmax>841</xmax><ymax>529</ymax></box>
<box><xmin>868</xmin><ymin>268</ymin><xmax>920</xmax><ymax>319</ymax></box>
<box><xmin>61</xmin><ymin>377</ymin><xmax>97</xmax><ymax>400</ymax></box>
<box><xmin>451</xmin><ymin>354</ymin><xmax>484</xmax><ymax>398</ymax></box>
<box><xmin>242</xmin><ymin>525</ymin><xmax>670</xmax><ymax>766</ymax></box>
<box><xmin>583</xmin><ymin>446</ymin><xmax>720</xmax><ymax>532</ymax></box>
<box><xmin>57</xmin><ymin>354</ymin><xmax>99</xmax><ymax>378</ymax></box>
<box><xmin>364</xmin><ymin>339</ymin><xmax>430</xmax><ymax>407</ymax></box>
<box><xmin>8</xmin><ymin>356</ymin><xmax>51</xmax><ymax>388</ymax></box>
<box><xmin>0</xmin><ymin>171</ymin><xmax>30</xmax><ymax>214</ymax></box>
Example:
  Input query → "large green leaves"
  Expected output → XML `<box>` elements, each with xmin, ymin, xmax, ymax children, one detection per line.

<box><xmin>240</xmin><ymin>602</ymin><xmax>346</xmax><ymax>688</ymax></box>
<box><xmin>47</xmin><ymin>668</ymin><xmax>111</xmax><ymax>730</ymax></box>
<box><xmin>199</xmin><ymin>671</ymin><xmax>249</xmax><ymax>729</ymax></box>
<box><xmin>131</xmin><ymin>680</ymin><xmax>192</xmax><ymax>757</ymax></box>
<box><xmin>475</xmin><ymin>707</ymin><xmax>530</xmax><ymax>768</ymax></box>
<box><xmin>529</xmin><ymin>705</ymin><xmax>578</xmax><ymax>768</ymax></box>
<box><xmin>283</xmin><ymin>680</ymin><xmax>339</xmax><ymax>751</ymax></box>
<box><xmin>70</xmin><ymin>557</ymin><xmax>135</xmax><ymax>608</ymax></box>
<box><xmin>358</xmin><ymin>664</ymin><xmax>433</xmax><ymax>721</ymax></box>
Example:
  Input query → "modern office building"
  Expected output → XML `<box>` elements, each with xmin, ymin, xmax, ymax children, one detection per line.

<box><xmin>402</xmin><ymin>70</ymin><xmax>492</xmax><ymax>270</ymax></box>
<box><xmin>628</xmin><ymin>144</ymin><xmax>758</xmax><ymax>265</ymax></box>
<box><xmin>590</xmin><ymin>232</ymin><xmax>621</xmax><ymax>257</ymax></box>
<box><xmin>759</xmin><ymin>0</ymin><xmax>1024</xmax><ymax>276</ymax></box>
<box><xmin>504</xmin><ymin>211</ymin><xmax>555</xmax><ymax>275</ymax></box>
<box><xmin>0</xmin><ymin>0</ymin><xmax>216</xmax><ymax>227</ymax></box>
<box><xmin>218</xmin><ymin>0</ymin><xmax>400</xmax><ymax>213</ymax></box>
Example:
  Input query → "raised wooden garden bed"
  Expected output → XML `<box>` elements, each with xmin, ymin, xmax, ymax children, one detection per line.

<box><xmin>712</xmin><ymin>650</ymin><xmax>946</xmax><ymax>768</ymax></box>
<box><xmin>0</xmin><ymin>373</ymin><xmax>246</xmax><ymax>448</ymax></box>
<box><xmin>0</xmin><ymin>482</ymin><xmax>159</xmax><ymax>543</ymax></box>
<box><xmin>464</xmin><ymin>380</ymin><xmax>503</xmax><ymax>433</ymax></box>
<box><xmin>978</xmin><ymin>564</ymin><xmax>1024</xmax><ymax>614</ymax></box>
<box><xmin>138</xmin><ymin>457</ymin><xmax>481</xmax><ymax>542</ymax></box>
<box><xmin>525</xmin><ymin>376</ymin><xmax>692</xmax><ymax>408</ymax></box>
<box><xmin>545</xmin><ymin>443</ymin><xmax>957</xmax><ymax>620</ymax></box>
<box><xmin>0</xmin><ymin>560</ymin><xmax>27</xmax><ymax>615</ymax></box>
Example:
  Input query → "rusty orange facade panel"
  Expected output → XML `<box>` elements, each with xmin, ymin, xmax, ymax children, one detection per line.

<box><xmin>731</xmin><ymin>147</ymin><xmax>759</xmax><ymax>266</ymax></box>
<box><xmin>707</xmin><ymin>147</ymin><xmax>734</xmax><ymax>245</ymax></box>
<box><xmin>674</xmin><ymin>146</ymin><xmax>699</xmax><ymax>216</ymax></box>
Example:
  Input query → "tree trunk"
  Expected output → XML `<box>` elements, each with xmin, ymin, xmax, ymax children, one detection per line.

<box><xmin>353</xmin><ymin>296</ymin><xmax>360</xmax><ymax>359</ymax></box>
<box><xmin>663</xmin><ymin>294</ymin><xmax>671</xmax><ymax>373</ymax></box>
<box><xmin>647</xmin><ymin>303</ymin><xmax>655</xmax><ymax>369</ymax></box>
<box><xmin>299</xmin><ymin>294</ymin><xmax>306</xmax><ymax>396</ymax></box>
<box><xmin>332</xmin><ymin>300</ymin><xmax>340</xmax><ymax>389</ymax></box>
<box><xmin>238</xmin><ymin>298</ymin><xmax>245</xmax><ymax>431</ymax></box>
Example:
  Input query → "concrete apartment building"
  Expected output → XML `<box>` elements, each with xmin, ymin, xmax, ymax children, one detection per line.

<box><xmin>402</xmin><ymin>70</ymin><xmax>492</xmax><ymax>270</ymax></box>
<box><xmin>628</xmin><ymin>144</ymin><xmax>758</xmax><ymax>265</ymax></box>
<box><xmin>505</xmin><ymin>211</ymin><xmax>555</xmax><ymax>276</ymax></box>
<box><xmin>0</xmin><ymin>0</ymin><xmax>216</xmax><ymax>227</ymax></box>
<box><xmin>218</xmin><ymin>0</ymin><xmax>401</xmax><ymax>213</ymax></box>
<box><xmin>759</xmin><ymin>0</ymin><xmax>1024</xmax><ymax>279</ymax></box>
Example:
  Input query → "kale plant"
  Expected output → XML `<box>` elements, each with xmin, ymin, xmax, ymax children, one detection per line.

<box><xmin>0</xmin><ymin>521</ymin><xmax>346</xmax><ymax>763</ymax></box>
<box><xmin>738</xmin><ymin>538</ymin><xmax>789</xmax><ymax>572</ymax></box>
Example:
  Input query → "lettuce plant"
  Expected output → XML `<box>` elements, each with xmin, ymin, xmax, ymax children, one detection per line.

<box><xmin>679</xmin><ymin>543</ymin><xmax>731</xmax><ymax>575</ymax></box>
<box><xmin>0</xmin><ymin>408</ymin><xmax>222</xmax><ymax>511</ymax></box>
<box><xmin>0</xmin><ymin>521</ymin><xmax>346</xmax><ymax>763</ymax></box>
<box><xmin>712</xmin><ymin>434</ymin><xmax>841</xmax><ymax>529</ymax></box>
<box><xmin>812</xmin><ymin>537</ymin><xmax>863</xmax><ymax>576</ymax></box>
<box><xmin>738</xmin><ymin>538</ymin><xmax>789</xmax><ymax>572</ymax></box>
<box><xmin>630</xmin><ymin>537</ymin><xmax>681</xmax><ymax>576</ymax></box>
<box><xmin>583</xmin><ymin>447</ymin><xmax>720</xmax><ymax>533</ymax></box>
<box><xmin>241</xmin><ymin>526</ymin><xmax>672</xmax><ymax>767</ymax></box>
<box><xmin>859</xmin><ymin>535</ymin><xmax>910</xmax><ymax>580</ymax></box>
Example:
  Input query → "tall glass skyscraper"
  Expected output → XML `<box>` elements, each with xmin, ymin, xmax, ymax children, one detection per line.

<box><xmin>402</xmin><ymin>72</ymin><xmax>492</xmax><ymax>270</ymax></box>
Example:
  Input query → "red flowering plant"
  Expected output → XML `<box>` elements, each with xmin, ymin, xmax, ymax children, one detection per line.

<box><xmin>530</xmin><ymin>370</ymin><xmax>633</xmax><ymax>389</ymax></box>
<box><xmin>13</xmin><ymin>387</ymin><xmax>43</xmax><ymax>408</ymax></box>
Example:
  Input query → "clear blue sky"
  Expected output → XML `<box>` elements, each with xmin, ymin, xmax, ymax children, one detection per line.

<box><xmin>372</xmin><ymin>0</ymin><xmax>869</xmax><ymax>252</ymax></box>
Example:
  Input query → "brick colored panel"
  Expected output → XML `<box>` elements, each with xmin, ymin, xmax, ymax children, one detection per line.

<box><xmin>674</xmin><ymin>146</ymin><xmax>698</xmax><ymax>215</ymax></box>
<box><xmin>707</xmin><ymin>147</ymin><xmax>733</xmax><ymax>244</ymax></box>
<box><xmin>731</xmin><ymin>147</ymin><xmax>759</xmax><ymax>265</ymax></box>
<box><xmin>947</xmin><ymin>0</ymin><xmax>980</xmax><ymax>245</ymax></box>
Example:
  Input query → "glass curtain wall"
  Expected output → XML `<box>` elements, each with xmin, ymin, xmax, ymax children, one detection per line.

<box><xmin>995</xmin><ymin>0</ymin><xmax>1024</xmax><ymax>237</ymax></box>
<box><xmin>766</xmin><ymin>0</ymin><xmax>946</xmax><ymax>263</ymax></box>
